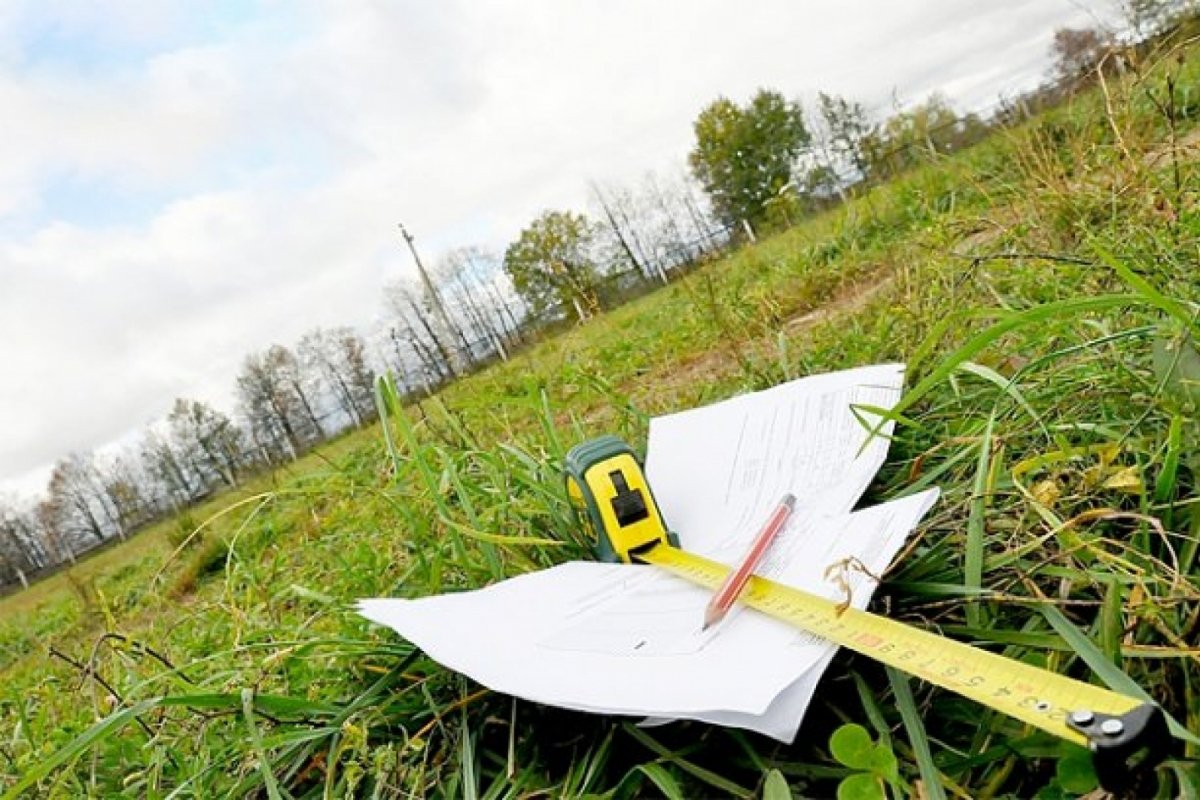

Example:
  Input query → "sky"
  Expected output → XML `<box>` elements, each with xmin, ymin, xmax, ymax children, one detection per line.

<box><xmin>0</xmin><ymin>0</ymin><xmax>1123</xmax><ymax>499</ymax></box>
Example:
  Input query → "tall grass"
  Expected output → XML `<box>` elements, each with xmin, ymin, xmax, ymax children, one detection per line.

<box><xmin>2</xmin><ymin>37</ymin><xmax>1199</xmax><ymax>798</ymax></box>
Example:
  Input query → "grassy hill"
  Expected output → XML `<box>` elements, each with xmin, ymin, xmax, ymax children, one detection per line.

<box><xmin>2</xmin><ymin>41</ymin><xmax>1198</xmax><ymax>797</ymax></box>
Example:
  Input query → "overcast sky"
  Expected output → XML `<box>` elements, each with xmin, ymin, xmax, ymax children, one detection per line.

<box><xmin>0</xmin><ymin>1</ymin><xmax>1122</xmax><ymax>498</ymax></box>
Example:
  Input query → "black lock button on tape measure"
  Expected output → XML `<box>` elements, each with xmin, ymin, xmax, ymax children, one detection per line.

<box><xmin>564</xmin><ymin>435</ymin><xmax>1173</xmax><ymax>791</ymax></box>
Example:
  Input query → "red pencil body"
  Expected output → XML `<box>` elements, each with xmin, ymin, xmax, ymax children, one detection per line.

<box><xmin>702</xmin><ymin>493</ymin><xmax>796</xmax><ymax>630</ymax></box>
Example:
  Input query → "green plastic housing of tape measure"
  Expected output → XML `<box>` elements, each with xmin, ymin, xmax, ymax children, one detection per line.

<box><xmin>564</xmin><ymin>435</ymin><xmax>679</xmax><ymax>563</ymax></box>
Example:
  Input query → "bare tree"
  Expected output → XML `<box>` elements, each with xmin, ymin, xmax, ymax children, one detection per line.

<box><xmin>642</xmin><ymin>171</ymin><xmax>701</xmax><ymax>269</ymax></box>
<box><xmin>591</xmin><ymin>182</ymin><xmax>660</xmax><ymax>283</ymax></box>
<box><xmin>298</xmin><ymin>327</ymin><xmax>377</xmax><ymax>429</ymax></box>
<box><xmin>166</xmin><ymin>398</ymin><xmax>245</xmax><ymax>489</ymax></box>
<box><xmin>0</xmin><ymin>521</ymin><xmax>29</xmax><ymax>588</ymax></box>
<box><xmin>0</xmin><ymin>500</ymin><xmax>46</xmax><ymax>588</ymax></box>
<box><xmin>436</xmin><ymin>248</ymin><xmax>527</xmax><ymax>361</ymax></box>
<box><xmin>36</xmin><ymin>497</ymin><xmax>75</xmax><ymax>566</ymax></box>
<box><xmin>1051</xmin><ymin>27</ymin><xmax>1110</xmax><ymax>82</ymax></box>
<box><xmin>141</xmin><ymin>428</ymin><xmax>203</xmax><ymax>509</ymax></box>
<box><xmin>236</xmin><ymin>345</ymin><xmax>328</xmax><ymax>462</ymax></box>
<box><xmin>590</xmin><ymin>169</ymin><xmax>726</xmax><ymax>281</ymax></box>
<box><xmin>467</xmin><ymin>249</ymin><xmax>527</xmax><ymax>345</ymax></box>
<box><xmin>383</xmin><ymin>325</ymin><xmax>431</xmax><ymax>397</ymax></box>
<box><xmin>268</xmin><ymin>345</ymin><xmax>326</xmax><ymax>441</ymax></box>
<box><xmin>385</xmin><ymin>281</ymin><xmax>459</xmax><ymax>383</ymax></box>
<box><xmin>97</xmin><ymin>454</ymin><xmax>154</xmax><ymax>537</ymax></box>
<box><xmin>45</xmin><ymin>453</ymin><xmax>121</xmax><ymax>548</ymax></box>
<box><xmin>1121</xmin><ymin>0</ymin><xmax>1188</xmax><ymax>39</ymax></box>
<box><xmin>237</xmin><ymin>352</ymin><xmax>298</xmax><ymax>461</ymax></box>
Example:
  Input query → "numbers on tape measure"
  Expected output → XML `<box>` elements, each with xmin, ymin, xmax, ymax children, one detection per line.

<box><xmin>640</xmin><ymin>542</ymin><xmax>1156</xmax><ymax>747</ymax></box>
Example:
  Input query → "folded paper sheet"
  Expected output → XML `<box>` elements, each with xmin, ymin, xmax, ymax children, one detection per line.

<box><xmin>358</xmin><ymin>364</ymin><xmax>939</xmax><ymax>741</ymax></box>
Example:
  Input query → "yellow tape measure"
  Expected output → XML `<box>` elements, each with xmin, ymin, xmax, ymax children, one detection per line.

<box><xmin>563</xmin><ymin>435</ymin><xmax>1172</xmax><ymax>791</ymax></box>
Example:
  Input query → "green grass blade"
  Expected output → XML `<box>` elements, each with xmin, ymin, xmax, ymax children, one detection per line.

<box><xmin>374</xmin><ymin>373</ymin><xmax>405</xmax><ymax>478</ymax></box>
<box><xmin>957</xmin><ymin>360</ymin><xmax>1046</xmax><ymax>435</ymax></box>
<box><xmin>1090</xmin><ymin>243</ymin><xmax>1199</xmax><ymax>336</ymax></box>
<box><xmin>1098</xmin><ymin>579</ymin><xmax>1124</xmax><ymax>667</ymax></box>
<box><xmin>634</xmin><ymin>762</ymin><xmax>685</xmax><ymax>800</ymax></box>
<box><xmin>852</xmin><ymin>670</ymin><xmax>893</xmax><ymax>748</ymax></box>
<box><xmin>886</xmin><ymin>666</ymin><xmax>946</xmax><ymax>800</ymax></box>
<box><xmin>893</xmin><ymin>294</ymin><xmax>1140</xmax><ymax>421</ymax></box>
<box><xmin>623</xmin><ymin>725</ymin><xmax>753</xmax><ymax>798</ymax></box>
<box><xmin>1153</xmin><ymin>414</ymin><xmax>1183</xmax><ymax>507</ymax></box>
<box><xmin>461</xmin><ymin>710</ymin><xmax>478</xmax><ymax>800</ymax></box>
<box><xmin>966</xmin><ymin>414</ymin><xmax>994</xmax><ymax>629</ymax></box>
<box><xmin>242</xmin><ymin>687</ymin><xmax>286</xmax><ymax>800</ymax></box>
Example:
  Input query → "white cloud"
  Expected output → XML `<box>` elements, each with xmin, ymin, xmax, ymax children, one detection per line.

<box><xmin>0</xmin><ymin>0</ymin><xmax>1124</xmax><ymax>495</ymax></box>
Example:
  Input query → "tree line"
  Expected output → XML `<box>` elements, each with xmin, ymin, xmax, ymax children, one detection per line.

<box><xmin>0</xmin><ymin>19</ymin><xmax>1142</xmax><ymax>592</ymax></box>
<box><xmin>0</xmin><ymin>327</ymin><xmax>381</xmax><ymax>590</ymax></box>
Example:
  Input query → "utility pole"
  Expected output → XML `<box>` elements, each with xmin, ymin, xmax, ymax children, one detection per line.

<box><xmin>398</xmin><ymin>223</ymin><xmax>462</xmax><ymax>369</ymax></box>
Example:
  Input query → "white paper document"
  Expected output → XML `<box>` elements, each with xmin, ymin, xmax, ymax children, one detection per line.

<box><xmin>646</xmin><ymin>362</ymin><xmax>906</xmax><ymax>554</ymax></box>
<box><xmin>358</xmin><ymin>364</ymin><xmax>939</xmax><ymax>741</ymax></box>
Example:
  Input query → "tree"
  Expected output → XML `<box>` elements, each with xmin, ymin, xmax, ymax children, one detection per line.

<box><xmin>384</xmin><ymin>281</ymin><xmax>459</xmax><ymax>386</ymax></box>
<box><xmin>642</xmin><ymin>170</ymin><xmax>722</xmax><ymax>267</ymax></box>
<box><xmin>45</xmin><ymin>453</ymin><xmax>119</xmax><ymax>548</ymax></box>
<box><xmin>1051</xmin><ymin>27</ymin><xmax>1109</xmax><ymax>81</ymax></box>
<box><xmin>141</xmin><ymin>429</ymin><xmax>202</xmax><ymax>508</ymax></box>
<box><xmin>798</xmin><ymin>162</ymin><xmax>843</xmax><ymax>202</ymax></box>
<box><xmin>167</xmin><ymin>399</ymin><xmax>245</xmax><ymax>489</ymax></box>
<box><xmin>97</xmin><ymin>453</ymin><xmax>155</xmax><ymax>536</ymax></box>
<box><xmin>860</xmin><ymin>94</ymin><xmax>967</xmax><ymax>180</ymax></box>
<box><xmin>435</xmin><ymin>248</ymin><xmax>523</xmax><ymax>361</ymax></box>
<box><xmin>298</xmin><ymin>328</ymin><xmax>377</xmax><ymax>428</ymax></box>
<box><xmin>504</xmin><ymin>210</ymin><xmax>603</xmax><ymax>323</ymax></box>
<box><xmin>268</xmin><ymin>345</ymin><xmax>326</xmax><ymax>441</ymax></box>
<box><xmin>817</xmin><ymin>93</ymin><xmax>871</xmax><ymax>182</ymax></box>
<box><xmin>592</xmin><ymin>172</ymin><xmax>719</xmax><ymax>285</ymax></box>
<box><xmin>591</xmin><ymin>182</ymin><xmax>660</xmax><ymax>284</ymax></box>
<box><xmin>687</xmin><ymin>89</ymin><xmax>810</xmax><ymax>232</ymax></box>
<box><xmin>235</xmin><ymin>346</ymin><xmax>325</xmax><ymax>462</ymax></box>
<box><xmin>36</xmin><ymin>498</ymin><xmax>75</xmax><ymax>566</ymax></box>
<box><xmin>0</xmin><ymin>500</ymin><xmax>46</xmax><ymax>588</ymax></box>
<box><xmin>398</xmin><ymin>224</ymin><xmax>468</xmax><ymax>373</ymax></box>
<box><xmin>1121</xmin><ymin>0</ymin><xmax>1188</xmax><ymax>38</ymax></box>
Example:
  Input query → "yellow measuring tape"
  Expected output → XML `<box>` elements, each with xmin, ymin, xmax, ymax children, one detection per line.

<box><xmin>646</xmin><ymin>543</ymin><xmax>1134</xmax><ymax>743</ymax></box>
<box><xmin>563</xmin><ymin>435</ymin><xmax>1172</xmax><ymax>791</ymax></box>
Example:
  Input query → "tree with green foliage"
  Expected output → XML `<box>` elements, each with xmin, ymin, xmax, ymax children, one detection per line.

<box><xmin>504</xmin><ymin>210</ymin><xmax>603</xmax><ymax>323</ymax></box>
<box><xmin>687</xmin><ymin>89</ymin><xmax>810</xmax><ymax>232</ymax></box>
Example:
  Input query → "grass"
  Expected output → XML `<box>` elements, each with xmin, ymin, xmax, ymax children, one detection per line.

<box><xmin>2</xmin><ymin>36</ymin><xmax>1199</xmax><ymax>797</ymax></box>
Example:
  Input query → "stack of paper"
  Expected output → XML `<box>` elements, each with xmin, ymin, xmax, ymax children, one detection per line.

<box><xmin>359</xmin><ymin>364</ymin><xmax>939</xmax><ymax>741</ymax></box>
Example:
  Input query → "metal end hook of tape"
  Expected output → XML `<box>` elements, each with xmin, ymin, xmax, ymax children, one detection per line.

<box><xmin>1067</xmin><ymin>704</ymin><xmax>1173</xmax><ymax>792</ymax></box>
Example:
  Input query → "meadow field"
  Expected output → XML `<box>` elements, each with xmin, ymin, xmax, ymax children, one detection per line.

<box><xmin>2</xmin><ymin>41</ymin><xmax>1199</xmax><ymax>798</ymax></box>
